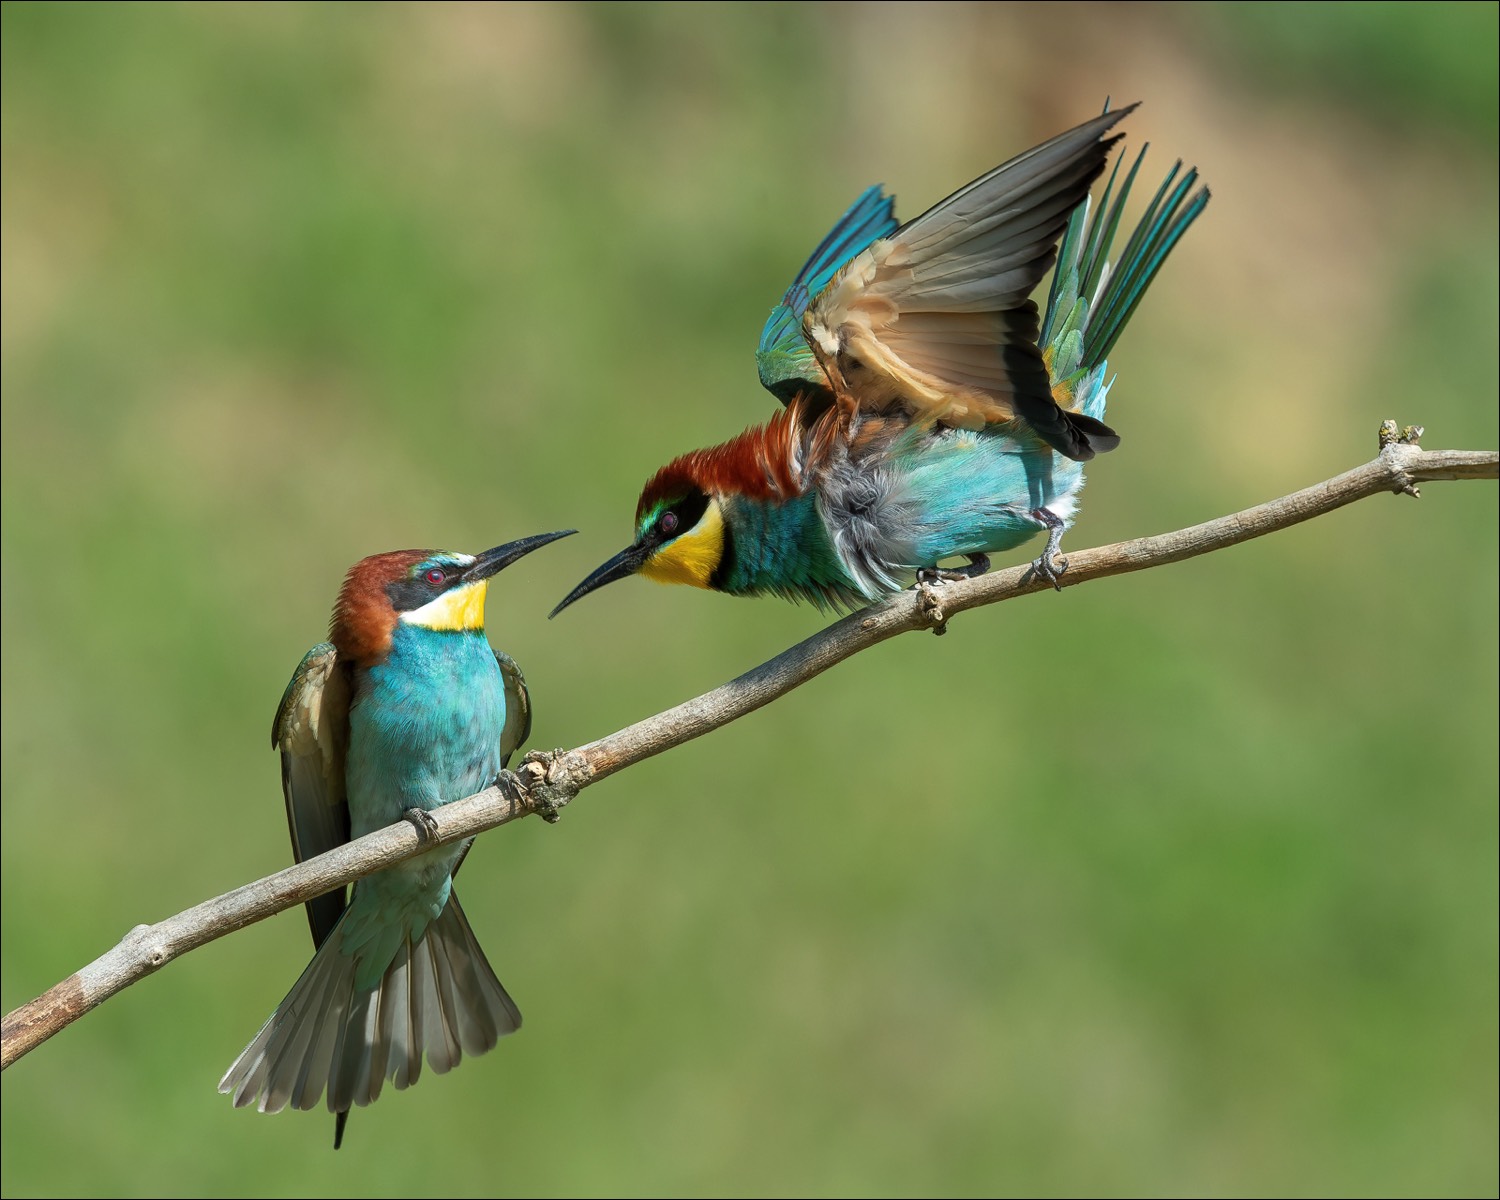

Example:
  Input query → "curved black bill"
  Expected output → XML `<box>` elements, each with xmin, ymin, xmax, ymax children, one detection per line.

<box><xmin>464</xmin><ymin>530</ymin><xmax>576</xmax><ymax>585</ymax></box>
<box><xmin>549</xmin><ymin>543</ymin><xmax>649</xmax><ymax>618</ymax></box>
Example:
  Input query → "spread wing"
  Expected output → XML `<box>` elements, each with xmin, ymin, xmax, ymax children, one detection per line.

<box><xmin>801</xmin><ymin>107</ymin><xmax>1132</xmax><ymax>460</ymax></box>
<box><xmin>756</xmin><ymin>184</ymin><xmax>899</xmax><ymax>405</ymax></box>
<box><xmin>272</xmin><ymin>642</ymin><xmax>351</xmax><ymax>950</ymax></box>
<box><xmin>493</xmin><ymin>650</ymin><xmax>531</xmax><ymax>769</ymax></box>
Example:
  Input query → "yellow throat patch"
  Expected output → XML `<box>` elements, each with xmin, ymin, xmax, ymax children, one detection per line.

<box><xmin>401</xmin><ymin>579</ymin><xmax>489</xmax><ymax>632</ymax></box>
<box><xmin>641</xmin><ymin>499</ymin><xmax>724</xmax><ymax>590</ymax></box>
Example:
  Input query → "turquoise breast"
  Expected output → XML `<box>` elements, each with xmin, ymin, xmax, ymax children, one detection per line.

<box><xmin>346</xmin><ymin>624</ymin><xmax>507</xmax><ymax>838</ymax></box>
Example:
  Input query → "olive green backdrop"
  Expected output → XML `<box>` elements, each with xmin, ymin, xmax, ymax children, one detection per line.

<box><xmin>3</xmin><ymin>3</ymin><xmax>1495</xmax><ymax>1196</ymax></box>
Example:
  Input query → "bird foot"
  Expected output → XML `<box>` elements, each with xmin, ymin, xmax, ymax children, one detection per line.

<box><xmin>491</xmin><ymin>766</ymin><xmax>544</xmax><ymax>820</ymax></box>
<box><xmin>1025</xmin><ymin>509</ymin><xmax>1068</xmax><ymax>592</ymax></box>
<box><xmin>494</xmin><ymin>767</ymin><xmax>523</xmax><ymax>799</ymax></box>
<box><xmin>402</xmin><ymin>807</ymin><xmax>440</xmax><ymax>843</ymax></box>
<box><xmin>915</xmin><ymin>553</ymin><xmax>991</xmax><ymax>586</ymax></box>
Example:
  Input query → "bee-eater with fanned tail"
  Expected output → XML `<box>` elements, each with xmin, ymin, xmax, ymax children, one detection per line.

<box><xmin>221</xmin><ymin>530</ymin><xmax>574</xmax><ymax>1147</ymax></box>
<box><xmin>552</xmin><ymin>104</ymin><xmax>1207</xmax><ymax>617</ymax></box>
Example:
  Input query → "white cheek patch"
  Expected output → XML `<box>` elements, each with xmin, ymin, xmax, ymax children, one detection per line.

<box><xmin>400</xmin><ymin>580</ymin><xmax>488</xmax><ymax>631</ymax></box>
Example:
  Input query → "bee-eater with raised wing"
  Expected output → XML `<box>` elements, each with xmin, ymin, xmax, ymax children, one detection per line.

<box><xmin>552</xmin><ymin>104</ymin><xmax>1207</xmax><ymax>616</ymax></box>
<box><xmin>221</xmin><ymin>530</ymin><xmax>573</xmax><ymax>1147</ymax></box>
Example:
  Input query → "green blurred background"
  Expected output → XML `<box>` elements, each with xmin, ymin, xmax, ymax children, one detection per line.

<box><xmin>3</xmin><ymin>3</ymin><xmax>1495</xmax><ymax>1196</ymax></box>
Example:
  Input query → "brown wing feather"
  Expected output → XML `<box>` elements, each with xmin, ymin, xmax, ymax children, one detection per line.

<box><xmin>493</xmin><ymin>650</ymin><xmax>531</xmax><ymax>769</ymax></box>
<box><xmin>273</xmin><ymin>642</ymin><xmax>352</xmax><ymax>949</ymax></box>
<box><xmin>803</xmin><ymin>107</ymin><xmax>1132</xmax><ymax>459</ymax></box>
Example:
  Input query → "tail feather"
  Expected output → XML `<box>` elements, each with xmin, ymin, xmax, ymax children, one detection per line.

<box><xmin>383</xmin><ymin>942</ymin><xmax>422</xmax><ymax>1091</ymax></box>
<box><xmin>324</xmin><ymin>978</ymin><xmax>373</xmax><ymax>1114</ymax></box>
<box><xmin>1043</xmin><ymin>139</ymin><xmax>1209</xmax><ymax>411</ymax></box>
<box><xmin>425</xmin><ymin>927</ymin><xmax>466</xmax><ymax>1064</ymax></box>
<box><xmin>430</xmin><ymin>913</ymin><xmax>495</xmax><ymax>1057</ymax></box>
<box><xmin>219</xmin><ymin>891</ymin><xmax>521</xmax><ymax>1128</ymax></box>
<box><xmin>412</xmin><ymin>928</ymin><xmax>461</xmax><ymax>1075</ymax></box>
<box><xmin>289</xmin><ymin>974</ymin><xmax>347</xmax><ymax>1112</ymax></box>
<box><xmin>221</xmin><ymin>928</ymin><xmax>345</xmax><ymax>1111</ymax></box>
<box><xmin>261</xmin><ymin>981</ymin><xmax>322</xmax><ymax>1112</ymax></box>
<box><xmin>1087</xmin><ymin>163</ymin><xmax>1208</xmax><ymax>367</ymax></box>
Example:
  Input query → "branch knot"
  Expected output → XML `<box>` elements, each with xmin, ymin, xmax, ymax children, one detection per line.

<box><xmin>517</xmin><ymin>749</ymin><xmax>586</xmax><ymax>822</ymax></box>
<box><xmin>1378</xmin><ymin>420</ymin><xmax>1425</xmax><ymax>497</ymax></box>
<box><xmin>915</xmin><ymin>580</ymin><xmax>950</xmax><ymax>635</ymax></box>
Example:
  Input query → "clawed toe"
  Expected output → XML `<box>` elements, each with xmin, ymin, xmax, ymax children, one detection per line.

<box><xmin>1027</xmin><ymin>551</ymin><xmax>1069</xmax><ymax>591</ymax></box>
<box><xmin>402</xmin><ymin>807</ymin><xmax>440</xmax><ymax>843</ymax></box>
<box><xmin>1027</xmin><ymin>508</ymin><xmax>1069</xmax><ymax>592</ymax></box>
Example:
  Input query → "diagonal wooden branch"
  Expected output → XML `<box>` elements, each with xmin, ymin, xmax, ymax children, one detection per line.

<box><xmin>3</xmin><ymin>434</ymin><xmax>1495</xmax><ymax>1070</ymax></box>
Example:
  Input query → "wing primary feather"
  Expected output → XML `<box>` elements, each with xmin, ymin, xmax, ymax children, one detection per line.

<box><xmin>894</xmin><ymin>106</ymin><xmax>1134</xmax><ymax>245</ymax></box>
<box><xmin>789</xmin><ymin>184</ymin><xmax>898</xmax><ymax>317</ymax></box>
<box><xmin>757</xmin><ymin>184</ymin><xmax>900</xmax><ymax>401</ymax></box>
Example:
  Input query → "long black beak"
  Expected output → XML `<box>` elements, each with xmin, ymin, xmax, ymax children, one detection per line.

<box><xmin>463</xmin><ymin>530</ymin><xmax>576</xmax><ymax>585</ymax></box>
<box><xmin>549</xmin><ymin>542</ymin><xmax>650</xmax><ymax>618</ymax></box>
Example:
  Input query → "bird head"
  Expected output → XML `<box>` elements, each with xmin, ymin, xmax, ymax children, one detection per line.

<box><xmin>331</xmin><ymin>531</ymin><xmax>574</xmax><ymax>664</ymax></box>
<box><xmin>551</xmin><ymin>461</ymin><xmax>725</xmax><ymax>617</ymax></box>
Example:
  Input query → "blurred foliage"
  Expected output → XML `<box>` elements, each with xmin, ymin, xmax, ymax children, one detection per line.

<box><xmin>2</xmin><ymin>3</ymin><xmax>1495</xmax><ymax>1197</ymax></box>
<box><xmin>1198</xmin><ymin>1</ymin><xmax>1498</xmax><ymax>143</ymax></box>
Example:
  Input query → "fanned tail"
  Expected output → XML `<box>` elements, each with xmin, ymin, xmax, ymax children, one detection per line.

<box><xmin>219</xmin><ymin>893</ymin><xmax>520</xmax><ymax>1147</ymax></box>
<box><xmin>1041</xmin><ymin>137</ymin><xmax>1210</xmax><ymax>426</ymax></box>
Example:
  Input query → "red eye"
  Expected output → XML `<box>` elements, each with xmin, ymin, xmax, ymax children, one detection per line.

<box><xmin>659</xmin><ymin>511</ymin><xmax>679</xmax><ymax>535</ymax></box>
<box><xmin>424</xmin><ymin>568</ymin><xmax>446</xmax><ymax>586</ymax></box>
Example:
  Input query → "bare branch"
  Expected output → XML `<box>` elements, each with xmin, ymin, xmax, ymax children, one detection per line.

<box><xmin>3</xmin><ymin>436</ymin><xmax>1494</xmax><ymax>1070</ymax></box>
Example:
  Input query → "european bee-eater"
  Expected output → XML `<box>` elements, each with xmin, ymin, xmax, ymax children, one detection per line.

<box><xmin>221</xmin><ymin>531</ymin><xmax>573</xmax><ymax>1147</ymax></box>
<box><xmin>552</xmin><ymin>104</ymin><xmax>1207</xmax><ymax>615</ymax></box>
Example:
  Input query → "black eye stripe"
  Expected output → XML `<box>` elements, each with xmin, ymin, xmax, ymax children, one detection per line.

<box><xmin>386</xmin><ymin>562</ymin><xmax>457</xmax><ymax>611</ymax></box>
<box><xmin>653</xmin><ymin>490</ymin><xmax>709</xmax><ymax>543</ymax></box>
